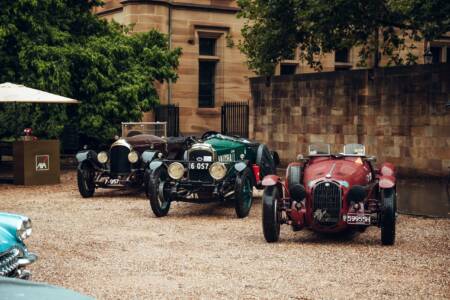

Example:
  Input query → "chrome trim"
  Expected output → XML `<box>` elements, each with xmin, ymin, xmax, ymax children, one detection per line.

<box><xmin>110</xmin><ymin>138</ymin><xmax>132</xmax><ymax>150</ymax></box>
<box><xmin>187</xmin><ymin>143</ymin><xmax>217</xmax><ymax>160</ymax></box>
<box><xmin>17</xmin><ymin>252</ymin><xmax>38</xmax><ymax>266</ymax></box>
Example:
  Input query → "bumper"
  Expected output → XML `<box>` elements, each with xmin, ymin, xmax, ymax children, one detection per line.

<box><xmin>18</xmin><ymin>252</ymin><xmax>38</xmax><ymax>267</ymax></box>
<box><xmin>0</xmin><ymin>250</ymin><xmax>37</xmax><ymax>280</ymax></box>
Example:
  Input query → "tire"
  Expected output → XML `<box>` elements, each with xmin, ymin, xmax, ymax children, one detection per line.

<box><xmin>381</xmin><ymin>188</ymin><xmax>396</xmax><ymax>245</ymax></box>
<box><xmin>77</xmin><ymin>163</ymin><xmax>95</xmax><ymax>198</ymax></box>
<box><xmin>256</xmin><ymin>144</ymin><xmax>276</xmax><ymax>178</ymax></box>
<box><xmin>286</xmin><ymin>163</ymin><xmax>302</xmax><ymax>191</ymax></box>
<box><xmin>147</xmin><ymin>168</ymin><xmax>171</xmax><ymax>217</ymax></box>
<box><xmin>234</xmin><ymin>168</ymin><xmax>254</xmax><ymax>218</ymax></box>
<box><xmin>262</xmin><ymin>185</ymin><xmax>281</xmax><ymax>242</ymax></box>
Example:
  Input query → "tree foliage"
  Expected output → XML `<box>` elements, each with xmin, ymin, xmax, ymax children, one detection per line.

<box><xmin>0</xmin><ymin>0</ymin><xmax>181</xmax><ymax>146</ymax></box>
<box><xmin>237</xmin><ymin>0</ymin><xmax>450</xmax><ymax>75</ymax></box>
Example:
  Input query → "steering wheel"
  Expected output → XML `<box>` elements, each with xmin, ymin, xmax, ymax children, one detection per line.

<box><xmin>201</xmin><ymin>131</ymin><xmax>219</xmax><ymax>140</ymax></box>
<box><xmin>185</xmin><ymin>136</ymin><xmax>198</xmax><ymax>147</ymax></box>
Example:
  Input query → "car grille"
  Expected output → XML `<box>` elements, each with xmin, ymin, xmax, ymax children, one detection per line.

<box><xmin>0</xmin><ymin>248</ymin><xmax>20</xmax><ymax>276</ymax></box>
<box><xmin>312</xmin><ymin>181</ymin><xmax>341</xmax><ymax>225</ymax></box>
<box><xmin>188</xmin><ymin>149</ymin><xmax>213</xmax><ymax>182</ymax></box>
<box><xmin>110</xmin><ymin>145</ymin><xmax>131</xmax><ymax>175</ymax></box>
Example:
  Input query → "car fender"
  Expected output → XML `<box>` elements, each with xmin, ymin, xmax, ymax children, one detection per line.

<box><xmin>234</xmin><ymin>161</ymin><xmax>248</xmax><ymax>173</ymax></box>
<box><xmin>76</xmin><ymin>150</ymin><xmax>100</xmax><ymax>170</ymax></box>
<box><xmin>261</xmin><ymin>175</ymin><xmax>281</xmax><ymax>186</ymax></box>
<box><xmin>379</xmin><ymin>175</ymin><xmax>396</xmax><ymax>189</ymax></box>
<box><xmin>142</xmin><ymin>150</ymin><xmax>160</xmax><ymax>165</ymax></box>
<box><xmin>149</xmin><ymin>160</ymin><xmax>164</xmax><ymax>171</ymax></box>
<box><xmin>75</xmin><ymin>150</ymin><xmax>97</xmax><ymax>163</ymax></box>
<box><xmin>262</xmin><ymin>175</ymin><xmax>285</xmax><ymax>198</ymax></box>
<box><xmin>380</xmin><ymin>162</ymin><xmax>396</xmax><ymax>177</ymax></box>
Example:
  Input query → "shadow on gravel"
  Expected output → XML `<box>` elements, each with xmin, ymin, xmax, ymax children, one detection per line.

<box><xmin>284</xmin><ymin>230</ymin><xmax>381</xmax><ymax>246</ymax></box>
<box><xmin>93</xmin><ymin>188</ymin><xmax>145</xmax><ymax>199</ymax></box>
<box><xmin>165</xmin><ymin>197</ymin><xmax>262</xmax><ymax>219</ymax></box>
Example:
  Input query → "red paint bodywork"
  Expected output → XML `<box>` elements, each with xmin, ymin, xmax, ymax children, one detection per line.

<box><xmin>274</xmin><ymin>154</ymin><xmax>394</xmax><ymax>234</ymax></box>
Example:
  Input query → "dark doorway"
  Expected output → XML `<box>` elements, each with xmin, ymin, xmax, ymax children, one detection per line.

<box><xmin>154</xmin><ymin>104</ymin><xmax>179</xmax><ymax>137</ymax></box>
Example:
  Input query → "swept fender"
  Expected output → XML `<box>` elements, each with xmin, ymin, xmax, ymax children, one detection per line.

<box><xmin>380</xmin><ymin>162</ymin><xmax>396</xmax><ymax>177</ymax></box>
<box><xmin>379</xmin><ymin>175</ymin><xmax>396</xmax><ymax>189</ymax></box>
<box><xmin>261</xmin><ymin>175</ymin><xmax>281</xmax><ymax>186</ymax></box>
<box><xmin>234</xmin><ymin>161</ymin><xmax>248</xmax><ymax>173</ymax></box>
<box><xmin>142</xmin><ymin>150</ymin><xmax>160</xmax><ymax>165</ymax></box>
<box><xmin>149</xmin><ymin>160</ymin><xmax>164</xmax><ymax>171</ymax></box>
<box><xmin>75</xmin><ymin>150</ymin><xmax>97</xmax><ymax>163</ymax></box>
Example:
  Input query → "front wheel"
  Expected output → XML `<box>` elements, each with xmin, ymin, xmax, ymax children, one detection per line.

<box><xmin>77</xmin><ymin>163</ymin><xmax>95</xmax><ymax>198</ymax></box>
<box><xmin>380</xmin><ymin>188</ymin><xmax>396</xmax><ymax>245</ymax></box>
<box><xmin>234</xmin><ymin>168</ymin><xmax>254</xmax><ymax>218</ymax></box>
<box><xmin>147</xmin><ymin>168</ymin><xmax>171</xmax><ymax>217</ymax></box>
<box><xmin>262</xmin><ymin>185</ymin><xmax>281</xmax><ymax>242</ymax></box>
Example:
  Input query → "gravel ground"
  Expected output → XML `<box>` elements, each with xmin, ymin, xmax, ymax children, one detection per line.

<box><xmin>1</xmin><ymin>171</ymin><xmax>449</xmax><ymax>299</ymax></box>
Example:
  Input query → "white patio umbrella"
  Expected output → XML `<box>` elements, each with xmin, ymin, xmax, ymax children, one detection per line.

<box><xmin>0</xmin><ymin>82</ymin><xmax>79</xmax><ymax>104</ymax></box>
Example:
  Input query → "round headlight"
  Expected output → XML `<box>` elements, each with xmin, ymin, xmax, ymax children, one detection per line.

<box><xmin>97</xmin><ymin>151</ymin><xmax>108</xmax><ymax>164</ymax></box>
<box><xmin>168</xmin><ymin>162</ymin><xmax>184</xmax><ymax>180</ymax></box>
<box><xmin>209</xmin><ymin>162</ymin><xmax>227</xmax><ymax>180</ymax></box>
<box><xmin>16</xmin><ymin>217</ymin><xmax>32</xmax><ymax>241</ymax></box>
<box><xmin>128</xmin><ymin>151</ymin><xmax>139</xmax><ymax>163</ymax></box>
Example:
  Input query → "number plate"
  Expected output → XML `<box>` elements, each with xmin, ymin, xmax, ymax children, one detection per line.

<box><xmin>346</xmin><ymin>213</ymin><xmax>371</xmax><ymax>225</ymax></box>
<box><xmin>189</xmin><ymin>162</ymin><xmax>210</xmax><ymax>170</ymax></box>
<box><xmin>107</xmin><ymin>178</ymin><xmax>120</xmax><ymax>185</ymax></box>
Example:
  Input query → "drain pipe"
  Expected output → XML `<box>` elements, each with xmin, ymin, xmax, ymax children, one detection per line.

<box><xmin>167</xmin><ymin>0</ymin><xmax>173</xmax><ymax>105</ymax></box>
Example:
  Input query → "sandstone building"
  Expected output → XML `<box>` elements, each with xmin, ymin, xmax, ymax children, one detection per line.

<box><xmin>95</xmin><ymin>1</ymin><xmax>450</xmax><ymax>135</ymax></box>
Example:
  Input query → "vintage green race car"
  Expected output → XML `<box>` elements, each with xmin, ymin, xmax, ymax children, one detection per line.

<box><xmin>144</xmin><ymin>132</ymin><xmax>279</xmax><ymax>218</ymax></box>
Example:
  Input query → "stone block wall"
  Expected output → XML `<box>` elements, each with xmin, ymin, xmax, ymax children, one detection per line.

<box><xmin>250</xmin><ymin>63</ymin><xmax>450</xmax><ymax>177</ymax></box>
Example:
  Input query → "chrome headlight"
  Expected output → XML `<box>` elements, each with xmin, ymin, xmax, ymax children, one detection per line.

<box><xmin>16</xmin><ymin>217</ymin><xmax>32</xmax><ymax>241</ymax></box>
<box><xmin>168</xmin><ymin>162</ymin><xmax>184</xmax><ymax>180</ymax></box>
<box><xmin>209</xmin><ymin>162</ymin><xmax>227</xmax><ymax>180</ymax></box>
<box><xmin>128</xmin><ymin>151</ymin><xmax>139</xmax><ymax>163</ymax></box>
<box><xmin>97</xmin><ymin>151</ymin><xmax>108</xmax><ymax>164</ymax></box>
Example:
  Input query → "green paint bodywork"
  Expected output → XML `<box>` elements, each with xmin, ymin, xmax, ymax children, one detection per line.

<box><xmin>204</xmin><ymin>135</ymin><xmax>257</xmax><ymax>163</ymax></box>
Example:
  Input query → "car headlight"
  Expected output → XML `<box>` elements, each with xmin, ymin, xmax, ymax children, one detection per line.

<box><xmin>128</xmin><ymin>151</ymin><xmax>139</xmax><ymax>163</ymax></box>
<box><xmin>209</xmin><ymin>162</ymin><xmax>227</xmax><ymax>180</ymax></box>
<box><xmin>168</xmin><ymin>162</ymin><xmax>185</xmax><ymax>180</ymax></box>
<box><xmin>16</xmin><ymin>218</ymin><xmax>32</xmax><ymax>241</ymax></box>
<box><xmin>97</xmin><ymin>151</ymin><xmax>108</xmax><ymax>164</ymax></box>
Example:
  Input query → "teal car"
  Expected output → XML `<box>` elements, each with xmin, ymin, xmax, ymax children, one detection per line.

<box><xmin>145</xmin><ymin>132</ymin><xmax>279</xmax><ymax>218</ymax></box>
<box><xmin>0</xmin><ymin>212</ymin><xmax>37</xmax><ymax>279</ymax></box>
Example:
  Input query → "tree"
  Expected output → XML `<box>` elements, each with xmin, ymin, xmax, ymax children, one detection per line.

<box><xmin>0</xmin><ymin>0</ymin><xmax>181</xmax><ymax>146</ymax></box>
<box><xmin>237</xmin><ymin>0</ymin><xmax>450</xmax><ymax>75</ymax></box>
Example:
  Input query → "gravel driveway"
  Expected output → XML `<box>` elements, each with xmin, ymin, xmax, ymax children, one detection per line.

<box><xmin>1</xmin><ymin>171</ymin><xmax>449</xmax><ymax>299</ymax></box>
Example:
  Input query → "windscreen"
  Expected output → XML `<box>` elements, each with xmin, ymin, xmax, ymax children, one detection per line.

<box><xmin>121</xmin><ymin>122</ymin><xmax>167</xmax><ymax>138</ymax></box>
<box><xmin>343</xmin><ymin>144</ymin><xmax>366</xmax><ymax>156</ymax></box>
<box><xmin>308</xmin><ymin>144</ymin><xmax>331</xmax><ymax>155</ymax></box>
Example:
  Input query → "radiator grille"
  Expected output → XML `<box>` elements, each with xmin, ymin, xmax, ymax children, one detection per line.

<box><xmin>312</xmin><ymin>181</ymin><xmax>341</xmax><ymax>225</ymax></box>
<box><xmin>0</xmin><ymin>248</ymin><xmax>19</xmax><ymax>276</ymax></box>
<box><xmin>188</xmin><ymin>149</ymin><xmax>213</xmax><ymax>182</ymax></box>
<box><xmin>110</xmin><ymin>145</ymin><xmax>131</xmax><ymax>175</ymax></box>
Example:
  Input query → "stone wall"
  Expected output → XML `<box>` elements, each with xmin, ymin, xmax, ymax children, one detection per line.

<box><xmin>250</xmin><ymin>63</ymin><xmax>450</xmax><ymax>177</ymax></box>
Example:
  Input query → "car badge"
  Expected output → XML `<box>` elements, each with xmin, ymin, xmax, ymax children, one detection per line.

<box><xmin>325</xmin><ymin>182</ymin><xmax>330</xmax><ymax>187</ymax></box>
<box><xmin>196</xmin><ymin>157</ymin><xmax>203</xmax><ymax>162</ymax></box>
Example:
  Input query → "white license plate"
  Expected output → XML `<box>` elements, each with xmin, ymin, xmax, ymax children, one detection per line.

<box><xmin>107</xmin><ymin>178</ymin><xmax>121</xmax><ymax>185</ymax></box>
<box><xmin>189</xmin><ymin>162</ymin><xmax>210</xmax><ymax>170</ymax></box>
<box><xmin>346</xmin><ymin>214</ymin><xmax>371</xmax><ymax>225</ymax></box>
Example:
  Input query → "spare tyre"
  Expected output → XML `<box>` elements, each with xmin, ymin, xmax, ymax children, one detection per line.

<box><xmin>256</xmin><ymin>144</ymin><xmax>276</xmax><ymax>178</ymax></box>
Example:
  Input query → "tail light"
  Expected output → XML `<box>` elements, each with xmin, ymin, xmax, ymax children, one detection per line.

<box><xmin>252</xmin><ymin>164</ymin><xmax>260</xmax><ymax>184</ymax></box>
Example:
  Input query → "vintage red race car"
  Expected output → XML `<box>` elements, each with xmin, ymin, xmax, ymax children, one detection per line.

<box><xmin>261</xmin><ymin>143</ymin><xmax>397</xmax><ymax>245</ymax></box>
